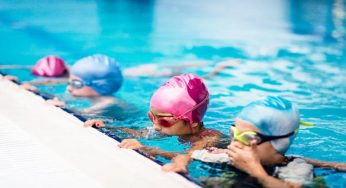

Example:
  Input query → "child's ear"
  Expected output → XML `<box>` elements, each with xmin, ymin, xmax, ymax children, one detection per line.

<box><xmin>190</xmin><ymin>122</ymin><xmax>200</xmax><ymax>128</ymax></box>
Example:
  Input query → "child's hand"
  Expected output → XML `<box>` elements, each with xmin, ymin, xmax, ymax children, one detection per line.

<box><xmin>19</xmin><ymin>82</ymin><xmax>38</xmax><ymax>92</ymax></box>
<box><xmin>162</xmin><ymin>154</ymin><xmax>190</xmax><ymax>174</ymax></box>
<box><xmin>118</xmin><ymin>139</ymin><xmax>144</xmax><ymax>149</ymax></box>
<box><xmin>84</xmin><ymin>119</ymin><xmax>105</xmax><ymax>128</ymax></box>
<box><xmin>2</xmin><ymin>75</ymin><xmax>19</xmax><ymax>83</ymax></box>
<box><xmin>46</xmin><ymin>97</ymin><xmax>65</xmax><ymax>107</ymax></box>
<box><xmin>227</xmin><ymin>140</ymin><xmax>262</xmax><ymax>177</ymax></box>
<box><xmin>207</xmin><ymin>147</ymin><xmax>228</xmax><ymax>154</ymax></box>
<box><xmin>162</xmin><ymin>162</ymin><xmax>188</xmax><ymax>174</ymax></box>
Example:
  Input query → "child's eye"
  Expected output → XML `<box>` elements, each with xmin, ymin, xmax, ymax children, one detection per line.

<box><xmin>243</xmin><ymin>134</ymin><xmax>261</xmax><ymax>144</ymax></box>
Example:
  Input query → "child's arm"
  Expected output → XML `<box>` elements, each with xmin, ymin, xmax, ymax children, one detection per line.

<box><xmin>302</xmin><ymin>157</ymin><xmax>346</xmax><ymax>172</ymax></box>
<box><xmin>139</xmin><ymin>146</ymin><xmax>178</xmax><ymax>159</ymax></box>
<box><xmin>118</xmin><ymin>139</ymin><xmax>178</xmax><ymax>159</ymax></box>
<box><xmin>0</xmin><ymin>65</ymin><xmax>32</xmax><ymax>69</ymax></box>
<box><xmin>113</xmin><ymin>128</ymin><xmax>149</xmax><ymax>138</ymax></box>
<box><xmin>19</xmin><ymin>82</ymin><xmax>39</xmax><ymax>92</ymax></box>
<box><xmin>17</xmin><ymin>82</ymin><xmax>62</xmax><ymax>103</ymax></box>
<box><xmin>84</xmin><ymin>119</ymin><xmax>149</xmax><ymax>138</ymax></box>
<box><xmin>1</xmin><ymin>74</ymin><xmax>19</xmax><ymax>83</ymax></box>
<box><xmin>228</xmin><ymin>141</ymin><xmax>301</xmax><ymax>188</ymax></box>
<box><xmin>29</xmin><ymin>78</ymin><xmax>68</xmax><ymax>86</ymax></box>
<box><xmin>46</xmin><ymin>97</ymin><xmax>65</xmax><ymax>107</ymax></box>
<box><xmin>119</xmin><ymin>130</ymin><xmax>222</xmax><ymax>173</ymax></box>
<box><xmin>202</xmin><ymin>60</ymin><xmax>240</xmax><ymax>79</ymax></box>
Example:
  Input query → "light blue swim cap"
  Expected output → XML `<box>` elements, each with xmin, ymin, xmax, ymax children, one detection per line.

<box><xmin>70</xmin><ymin>54</ymin><xmax>123</xmax><ymax>95</ymax></box>
<box><xmin>237</xmin><ymin>96</ymin><xmax>300</xmax><ymax>154</ymax></box>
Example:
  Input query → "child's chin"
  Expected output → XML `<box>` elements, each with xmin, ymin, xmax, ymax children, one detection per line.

<box><xmin>162</xmin><ymin>132</ymin><xmax>174</xmax><ymax>136</ymax></box>
<box><xmin>70</xmin><ymin>92</ymin><xmax>81</xmax><ymax>96</ymax></box>
<box><xmin>71</xmin><ymin>92</ymin><xmax>86</xmax><ymax>97</ymax></box>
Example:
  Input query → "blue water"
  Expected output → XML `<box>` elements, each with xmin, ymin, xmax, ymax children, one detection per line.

<box><xmin>1</xmin><ymin>0</ymin><xmax>345</xmax><ymax>187</ymax></box>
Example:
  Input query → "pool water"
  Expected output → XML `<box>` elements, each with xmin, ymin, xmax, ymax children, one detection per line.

<box><xmin>1</xmin><ymin>0</ymin><xmax>345</xmax><ymax>187</ymax></box>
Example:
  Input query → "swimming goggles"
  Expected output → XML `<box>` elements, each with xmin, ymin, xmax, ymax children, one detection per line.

<box><xmin>230</xmin><ymin>125</ymin><xmax>296</xmax><ymax>146</ymax></box>
<box><xmin>147</xmin><ymin>94</ymin><xmax>209</xmax><ymax>129</ymax></box>
<box><xmin>148</xmin><ymin>111</ymin><xmax>179</xmax><ymax>128</ymax></box>
<box><xmin>68</xmin><ymin>78</ymin><xmax>113</xmax><ymax>89</ymax></box>
<box><xmin>68</xmin><ymin>79</ymin><xmax>88</xmax><ymax>89</ymax></box>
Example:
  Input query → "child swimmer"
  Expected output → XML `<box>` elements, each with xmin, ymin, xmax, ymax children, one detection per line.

<box><xmin>39</xmin><ymin>54</ymin><xmax>133</xmax><ymax>121</ymax></box>
<box><xmin>85</xmin><ymin>74</ymin><xmax>223</xmax><ymax>173</ymax></box>
<box><xmin>194</xmin><ymin>96</ymin><xmax>346</xmax><ymax>187</ymax></box>
<box><xmin>0</xmin><ymin>55</ymin><xmax>69</xmax><ymax>91</ymax></box>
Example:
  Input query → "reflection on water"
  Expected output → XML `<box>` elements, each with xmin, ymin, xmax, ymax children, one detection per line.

<box><xmin>289</xmin><ymin>0</ymin><xmax>346</xmax><ymax>43</ymax></box>
<box><xmin>95</xmin><ymin>0</ymin><xmax>157</xmax><ymax>64</ymax></box>
<box><xmin>0</xmin><ymin>0</ymin><xmax>345</xmax><ymax>187</ymax></box>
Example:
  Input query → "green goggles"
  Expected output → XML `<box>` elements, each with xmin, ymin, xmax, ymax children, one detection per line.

<box><xmin>230</xmin><ymin>125</ymin><xmax>297</xmax><ymax>146</ymax></box>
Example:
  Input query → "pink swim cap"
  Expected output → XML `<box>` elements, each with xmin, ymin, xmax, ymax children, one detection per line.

<box><xmin>32</xmin><ymin>55</ymin><xmax>68</xmax><ymax>77</ymax></box>
<box><xmin>150</xmin><ymin>74</ymin><xmax>209</xmax><ymax>124</ymax></box>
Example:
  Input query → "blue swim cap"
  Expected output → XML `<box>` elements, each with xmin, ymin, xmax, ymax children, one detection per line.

<box><xmin>70</xmin><ymin>54</ymin><xmax>123</xmax><ymax>95</ymax></box>
<box><xmin>237</xmin><ymin>96</ymin><xmax>300</xmax><ymax>154</ymax></box>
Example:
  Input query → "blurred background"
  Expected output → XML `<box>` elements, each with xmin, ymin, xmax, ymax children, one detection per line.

<box><xmin>0</xmin><ymin>0</ymin><xmax>345</xmax><ymax>187</ymax></box>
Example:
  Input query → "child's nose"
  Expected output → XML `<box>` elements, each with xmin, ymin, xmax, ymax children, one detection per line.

<box><xmin>67</xmin><ymin>85</ymin><xmax>73</xmax><ymax>93</ymax></box>
<box><xmin>153</xmin><ymin>123</ymin><xmax>161</xmax><ymax>131</ymax></box>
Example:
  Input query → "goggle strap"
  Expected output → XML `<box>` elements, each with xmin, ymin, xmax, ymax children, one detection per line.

<box><xmin>149</xmin><ymin>111</ymin><xmax>174</xmax><ymax>118</ymax></box>
<box><xmin>260</xmin><ymin>131</ymin><xmax>295</xmax><ymax>142</ymax></box>
<box><xmin>176</xmin><ymin>93</ymin><xmax>209</xmax><ymax>120</ymax></box>
<box><xmin>231</xmin><ymin>124</ymin><xmax>297</xmax><ymax>143</ymax></box>
<box><xmin>189</xmin><ymin>124</ymin><xmax>194</xmax><ymax>134</ymax></box>
<box><xmin>299</xmin><ymin>121</ymin><xmax>313</xmax><ymax>126</ymax></box>
<box><xmin>89</xmin><ymin>77</ymin><xmax>122</xmax><ymax>85</ymax></box>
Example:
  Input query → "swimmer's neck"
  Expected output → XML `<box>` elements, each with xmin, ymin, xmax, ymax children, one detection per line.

<box><xmin>262</xmin><ymin>153</ymin><xmax>286</xmax><ymax>166</ymax></box>
<box><xmin>178</xmin><ymin>126</ymin><xmax>206</xmax><ymax>140</ymax></box>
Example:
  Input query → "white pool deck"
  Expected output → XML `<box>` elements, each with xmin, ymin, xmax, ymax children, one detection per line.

<box><xmin>0</xmin><ymin>78</ymin><xmax>200</xmax><ymax>188</ymax></box>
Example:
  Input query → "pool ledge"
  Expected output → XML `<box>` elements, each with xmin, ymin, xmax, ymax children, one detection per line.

<box><xmin>0</xmin><ymin>79</ymin><xmax>200</xmax><ymax>188</ymax></box>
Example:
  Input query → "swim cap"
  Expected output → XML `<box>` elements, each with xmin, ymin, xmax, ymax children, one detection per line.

<box><xmin>32</xmin><ymin>55</ymin><xmax>68</xmax><ymax>77</ymax></box>
<box><xmin>70</xmin><ymin>54</ymin><xmax>123</xmax><ymax>95</ymax></box>
<box><xmin>150</xmin><ymin>74</ymin><xmax>209</xmax><ymax>124</ymax></box>
<box><xmin>237</xmin><ymin>96</ymin><xmax>300</xmax><ymax>154</ymax></box>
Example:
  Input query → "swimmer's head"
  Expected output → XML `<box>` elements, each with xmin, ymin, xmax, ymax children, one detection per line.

<box><xmin>237</xmin><ymin>96</ymin><xmax>300</xmax><ymax>154</ymax></box>
<box><xmin>69</xmin><ymin>54</ymin><xmax>123</xmax><ymax>96</ymax></box>
<box><xmin>150</xmin><ymin>74</ymin><xmax>209</xmax><ymax>125</ymax></box>
<box><xmin>32</xmin><ymin>55</ymin><xmax>68</xmax><ymax>77</ymax></box>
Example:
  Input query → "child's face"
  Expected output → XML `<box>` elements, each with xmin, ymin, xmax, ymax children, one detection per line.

<box><xmin>230</xmin><ymin>118</ymin><xmax>284</xmax><ymax>165</ymax></box>
<box><xmin>67</xmin><ymin>74</ymin><xmax>99</xmax><ymax>97</ymax></box>
<box><xmin>149</xmin><ymin>107</ymin><xmax>192</xmax><ymax>136</ymax></box>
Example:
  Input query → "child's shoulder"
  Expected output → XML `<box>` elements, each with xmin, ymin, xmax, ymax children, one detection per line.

<box><xmin>197</xmin><ymin>128</ymin><xmax>222</xmax><ymax>138</ymax></box>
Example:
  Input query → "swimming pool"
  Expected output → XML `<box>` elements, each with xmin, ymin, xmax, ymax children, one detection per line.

<box><xmin>1</xmin><ymin>0</ymin><xmax>345</xmax><ymax>187</ymax></box>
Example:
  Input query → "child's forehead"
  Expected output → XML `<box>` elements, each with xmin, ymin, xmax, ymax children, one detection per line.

<box><xmin>233</xmin><ymin>119</ymin><xmax>261</xmax><ymax>133</ymax></box>
<box><xmin>150</xmin><ymin>107</ymin><xmax>173</xmax><ymax>116</ymax></box>
<box><xmin>69</xmin><ymin>74</ymin><xmax>82</xmax><ymax>80</ymax></box>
